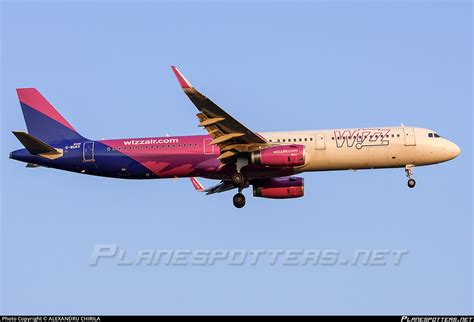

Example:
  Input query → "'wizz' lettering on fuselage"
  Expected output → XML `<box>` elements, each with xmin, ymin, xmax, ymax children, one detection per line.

<box><xmin>334</xmin><ymin>129</ymin><xmax>390</xmax><ymax>150</ymax></box>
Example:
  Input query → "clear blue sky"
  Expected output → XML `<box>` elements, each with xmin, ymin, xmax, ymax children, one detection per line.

<box><xmin>1</xmin><ymin>0</ymin><xmax>472</xmax><ymax>315</ymax></box>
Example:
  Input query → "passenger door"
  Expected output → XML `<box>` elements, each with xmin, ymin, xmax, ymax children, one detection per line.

<box><xmin>83</xmin><ymin>142</ymin><xmax>95</xmax><ymax>162</ymax></box>
<box><xmin>315</xmin><ymin>133</ymin><xmax>326</xmax><ymax>150</ymax></box>
<box><xmin>203</xmin><ymin>138</ymin><xmax>214</xmax><ymax>154</ymax></box>
<box><xmin>403</xmin><ymin>127</ymin><xmax>416</xmax><ymax>146</ymax></box>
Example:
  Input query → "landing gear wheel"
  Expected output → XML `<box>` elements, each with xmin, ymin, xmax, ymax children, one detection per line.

<box><xmin>407</xmin><ymin>178</ymin><xmax>416</xmax><ymax>188</ymax></box>
<box><xmin>233</xmin><ymin>193</ymin><xmax>246</xmax><ymax>208</ymax></box>
<box><xmin>231</xmin><ymin>172</ymin><xmax>245</xmax><ymax>186</ymax></box>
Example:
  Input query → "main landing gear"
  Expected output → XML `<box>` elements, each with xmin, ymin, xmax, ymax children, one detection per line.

<box><xmin>405</xmin><ymin>164</ymin><xmax>416</xmax><ymax>188</ymax></box>
<box><xmin>233</xmin><ymin>192</ymin><xmax>246</xmax><ymax>208</ymax></box>
<box><xmin>232</xmin><ymin>179</ymin><xmax>247</xmax><ymax>208</ymax></box>
<box><xmin>231</xmin><ymin>157</ymin><xmax>248</xmax><ymax>208</ymax></box>
<box><xmin>231</xmin><ymin>172</ymin><xmax>245</xmax><ymax>186</ymax></box>
<box><xmin>231</xmin><ymin>157</ymin><xmax>248</xmax><ymax>186</ymax></box>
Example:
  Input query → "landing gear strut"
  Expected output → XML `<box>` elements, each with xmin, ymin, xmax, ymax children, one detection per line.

<box><xmin>231</xmin><ymin>157</ymin><xmax>248</xmax><ymax>187</ymax></box>
<box><xmin>405</xmin><ymin>164</ymin><xmax>416</xmax><ymax>188</ymax></box>
<box><xmin>232</xmin><ymin>166</ymin><xmax>248</xmax><ymax>208</ymax></box>
<box><xmin>233</xmin><ymin>192</ymin><xmax>246</xmax><ymax>208</ymax></box>
<box><xmin>231</xmin><ymin>172</ymin><xmax>245</xmax><ymax>186</ymax></box>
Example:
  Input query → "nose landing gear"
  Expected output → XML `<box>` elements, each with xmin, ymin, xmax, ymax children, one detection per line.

<box><xmin>405</xmin><ymin>164</ymin><xmax>416</xmax><ymax>188</ymax></box>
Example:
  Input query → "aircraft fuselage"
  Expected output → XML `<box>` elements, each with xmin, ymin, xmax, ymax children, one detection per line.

<box><xmin>10</xmin><ymin>126</ymin><xmax>460</xmax><ymax>181</ymax></box>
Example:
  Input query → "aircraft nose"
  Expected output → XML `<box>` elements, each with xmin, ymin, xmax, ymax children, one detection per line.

<box><xmin>445</xmin><ymin>141</ymin><xmax>461</xmax><ymax>160</ymax></box>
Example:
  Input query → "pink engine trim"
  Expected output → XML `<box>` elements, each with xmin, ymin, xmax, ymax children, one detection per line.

<box><xmin>253</xmin><ymin>177</ymin><xmax>304</xmax><ymax>199</ymax></box>
<box><xmin>251</xmin><ymin>144</ymin><xmax>305</xmax><ymax>167</ymax></box>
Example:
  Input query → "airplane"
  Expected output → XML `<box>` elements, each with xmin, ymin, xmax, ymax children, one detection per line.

<box><xmin>10</xmin><ymin>66</ymin><xmax>461</xmax><ymax>208</ymax></box>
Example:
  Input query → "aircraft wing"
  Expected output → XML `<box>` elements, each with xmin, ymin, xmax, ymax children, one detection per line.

<box><xmin>171</xmin><ymin>66</ymin><xmax>271</xmax><ymax>164</ymax></box>
<box><xmin>190</xmin><ymin>177</ymin><xmax>237</xmax><ymax>195</ymax></box>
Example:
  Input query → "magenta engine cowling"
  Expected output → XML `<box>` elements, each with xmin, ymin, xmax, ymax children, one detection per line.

<box><xmin>253</xmin><ymin>177</ymin><xmax>304</xmax><ymax>199</ymax></box>
<box><xmin>250</xmin><ymin>144</ymin><xmax>305</xmax><ymax>167</ymax></box>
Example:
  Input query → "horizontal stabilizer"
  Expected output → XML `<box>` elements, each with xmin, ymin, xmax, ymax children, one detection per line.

<box><xmin>12</xmin><ymin>131</ymin><xmax>63</xmax><ymax>159</ymax></box>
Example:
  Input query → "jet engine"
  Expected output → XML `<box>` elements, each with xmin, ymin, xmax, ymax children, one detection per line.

<box><xmin>250</xmin><ymin>145</ymin><xmax>305</xmax><ymax>167</ymax></box>
<box><xmin>253</xmin><ymin>177</ymin><xmax>304</xmax><ymax>199</ymax></box>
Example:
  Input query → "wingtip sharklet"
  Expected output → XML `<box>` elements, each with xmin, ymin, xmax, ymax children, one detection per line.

<box><xmin>171</xmin><ymin>66</ymin><xmax>193</xmax><ymax>89</ymax></box>
<box><xmin>190</xmin><ymin>177</ymin><xmax>205</xmax><ymax>192</ymax></box>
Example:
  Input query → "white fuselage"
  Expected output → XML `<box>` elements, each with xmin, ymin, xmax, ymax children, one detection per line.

<box><xmin>260</xmin><ymin>126</ymin><xmax>460</xmax><ymax>172</ymax></box>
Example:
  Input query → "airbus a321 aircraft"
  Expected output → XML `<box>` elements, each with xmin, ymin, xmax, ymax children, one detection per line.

<box><xmin>10</xmin><ymin>66</ymin><xmax>461</xmax><ymax>208</ymax></box>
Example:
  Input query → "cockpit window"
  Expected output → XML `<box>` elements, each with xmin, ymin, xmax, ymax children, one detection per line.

<box><xmin>428</xmin><ymin>133</ymin><xmax>433</xmax><ymax>138</ymax></box>
<box><xmin>428</xmin><ymin>132</ymin><xmax>441</xmax><ymax>138</ymax></box>
<box><xmin>434</xmin><ymin>133</ymin><xmax>441</xmax><ymax>138</ymax></box>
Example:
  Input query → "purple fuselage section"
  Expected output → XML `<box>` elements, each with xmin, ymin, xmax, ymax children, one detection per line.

<box><xmin>10</xmin><ymin>134</ymin><xmax>295</xmax><ymax>180</ymax></box>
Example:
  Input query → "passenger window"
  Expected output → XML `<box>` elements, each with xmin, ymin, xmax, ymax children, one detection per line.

<box><xmin>310</xmin><ymin>138</ymin><xmax>313</xmax><ymax>141</ymax></box>
<box><xmin>397</xmin><ymin>134</ymin><xmax>400</xmax><ymax>137</ymax></box>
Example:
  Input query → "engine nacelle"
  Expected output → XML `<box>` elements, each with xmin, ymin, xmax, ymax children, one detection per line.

<box><xmin>253</xmin><ymin>177</ymin><xmax>304</xmax><ymax>199</ymax></box>
<box><xmin>250</xmin><ymin>145</ymin><xmax>305</xmax><ymax>167</ymax></box>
